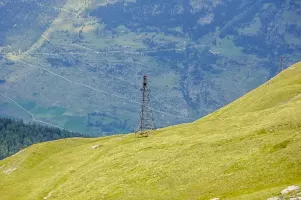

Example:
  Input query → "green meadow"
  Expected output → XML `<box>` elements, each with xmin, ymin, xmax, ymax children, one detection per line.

<box><xmin>0</xmin><ymin>62</ymin><xmax>301</xmax><ymax>199</ymax></box>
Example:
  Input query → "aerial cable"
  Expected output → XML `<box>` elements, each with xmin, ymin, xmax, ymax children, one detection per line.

<box><xmin>5</xmin><ymin>56</ymin><xmax>190</xmax><ymax>120</ymax></box>
<box><xmin>0</xmin><ymin>94</ymin><xmax>68</xmax><ymax>130</ymax></box>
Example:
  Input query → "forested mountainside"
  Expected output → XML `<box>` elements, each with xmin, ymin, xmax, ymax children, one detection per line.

<box><xmin>0</xmin><ymin>0</ymin><xmax>300</xmax><ymax>135</ymax></box>
<box><xmin>0</xmin><ymin>117</ymin><xmax>82</xmax><ymax>159</ymax></box>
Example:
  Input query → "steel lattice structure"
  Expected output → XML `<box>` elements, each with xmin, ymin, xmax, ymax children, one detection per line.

<box><xmin>136</xmin><ymin>75</ymin><xmax>156</xmax><ymax>137</ymax></box>
<box><xmin>279</xmin><ymin>56</ymin><xmax>285</xmax><ymax>73</ymax></box>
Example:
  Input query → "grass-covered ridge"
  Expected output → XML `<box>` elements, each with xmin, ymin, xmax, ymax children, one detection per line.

<box><xmin>0</xmin><ymin>62</ymin><xmax>301</xmax><ymax>199</ymax></box>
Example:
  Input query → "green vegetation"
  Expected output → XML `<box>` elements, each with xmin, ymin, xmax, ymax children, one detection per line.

<box><xmin>0</xmin><ymin>62</ymin><xmax>300</xmax><ymax>199</ymax></box>
<box><xmin>0</xmin><ymin>117</ymin><xmax>82</xmax><ymax>159</ymax></box>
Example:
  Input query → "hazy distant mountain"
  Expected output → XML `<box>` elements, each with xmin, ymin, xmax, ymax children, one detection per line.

<box><xmin>0</xmin><ymin>0</ymin><xmax>300</xmax><ymax>135</ymax></box>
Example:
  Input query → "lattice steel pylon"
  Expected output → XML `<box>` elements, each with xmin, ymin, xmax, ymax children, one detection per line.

<box><xmin>279</xmin><ymin>56</ymin><xmax>285</xmax><ymax>73</ymax></box>
<box><xmin>136</xmin><ymin>75</ymin><xmax>156</xmax><ymax>137</ymax></box>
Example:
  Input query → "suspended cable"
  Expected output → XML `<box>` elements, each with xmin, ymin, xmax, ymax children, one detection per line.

<box><xmin>4</xmin><ymin>56</ymin><xmax>190</xmax><ymax>120</ymax></box>
<box><xmin>0</xmin><ymin>94</ymin><xmax>68</xmax><ymax>130</ymax></box>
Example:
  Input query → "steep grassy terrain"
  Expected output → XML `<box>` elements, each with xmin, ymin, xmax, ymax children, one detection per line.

<box><xmin>0</xmin><ymin>62</ymin><xmax>301</xmax><ymax>199</ymax></box>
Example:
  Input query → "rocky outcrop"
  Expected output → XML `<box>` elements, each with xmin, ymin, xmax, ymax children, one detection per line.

<box><xmin>267</xmin><ymin>186</ymin><xmax>300</xmax><ymax>200</ymax></box>
<box><xmin>281</xmin><ymin>186</ymin><xmax>300</xmax><ymax>195</ymax></box>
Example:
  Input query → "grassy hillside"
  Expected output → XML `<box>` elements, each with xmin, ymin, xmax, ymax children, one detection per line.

<box><xmin>0</xmin><ymin>62</ymin><xmax>301</xmax><ymax>199</ymax></box>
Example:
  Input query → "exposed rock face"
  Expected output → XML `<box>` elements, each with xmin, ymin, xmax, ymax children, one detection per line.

<box><xmin>281</xmin><ymin>186</ymin><xmax>300</xmax><ymax>195</ymax></box>
<box><xmin>267</xmin><ymin>185</ymin><xmax>300</xmax><ymax>200</ymax></box>
<box><xmin>43</xmin><ymin>192</ymin><xmax>52</xmax><ymax>200</ymax></box>
<box><xmin>3</xmin><ymin>167</ymin><xmax>17</xmax><ymax>175</ymax></box>
<box><xmin>267</xmin><ymin>197</ymin><xmax>281</xmax><ymax>200</ymax></box>
<box><xmin>91</xmin><ymin>144</ymin><xmax>101</xmax><ymax>149</ymax></box>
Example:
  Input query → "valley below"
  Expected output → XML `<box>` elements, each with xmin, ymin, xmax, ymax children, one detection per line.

<box><xmin>0</xmin><ymin>0</ymin><xmax>300</xmax><ymax>135</ymax></box>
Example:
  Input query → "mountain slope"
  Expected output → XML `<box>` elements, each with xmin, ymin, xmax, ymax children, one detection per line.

<box><xmin>1</xmin><ymin>0</ymin><xmax>300</xmax><ymax>135</ymax></box>
<box><xmin>0</xmin><ymin>62</ymin><xmax>301</xmax><ymax>199</ymax></box>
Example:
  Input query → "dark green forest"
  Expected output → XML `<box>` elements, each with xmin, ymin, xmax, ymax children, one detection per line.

<box><xmin>0</xmin><ymin>117</ymin><xmax>83</xmax><ymax>159</ymax></box>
